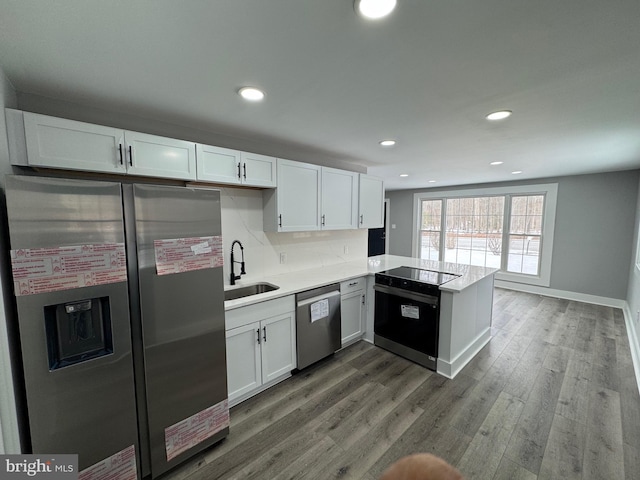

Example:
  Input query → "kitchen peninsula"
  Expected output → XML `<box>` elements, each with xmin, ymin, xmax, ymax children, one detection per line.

<box><xmin>225</xmin><ymin>254</ymin><xmax>497</xmax><ymax>380</ymax></box>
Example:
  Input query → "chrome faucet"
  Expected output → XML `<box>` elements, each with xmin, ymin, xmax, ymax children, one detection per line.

<box><xmin>230</xmin><ymin>240</ymin><xmax>246</xmax><ymax>285</ymax></box>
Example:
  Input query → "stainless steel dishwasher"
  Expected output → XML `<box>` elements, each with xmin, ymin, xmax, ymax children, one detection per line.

<box><xmin>296</xmin><ymin>283</ymin><xmax>342</xmax><ymax>369</ymax></box>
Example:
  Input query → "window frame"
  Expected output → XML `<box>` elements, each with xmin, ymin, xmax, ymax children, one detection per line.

<box><xmin>412</xmin><ymin>183</ymin><xmax>558</xmax><ymax>287</ymax></box>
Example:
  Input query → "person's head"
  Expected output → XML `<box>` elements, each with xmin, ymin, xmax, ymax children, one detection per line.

<box><xmin>380</xmin><ymin>454</ymin><xmax>463</xmax><ymax>480</ymax></box>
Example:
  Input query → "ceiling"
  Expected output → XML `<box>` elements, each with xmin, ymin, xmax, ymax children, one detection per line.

<box><xmin>1</xmin><ymin>0</ymin><xmax>639</xmax><ymax>191</ymax></box>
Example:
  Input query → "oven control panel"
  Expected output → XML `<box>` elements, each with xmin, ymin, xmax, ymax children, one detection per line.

<box><xmin>375</xmin><ymin>273</ymin><xmax>441</xmax><ymax>296</ymax></box>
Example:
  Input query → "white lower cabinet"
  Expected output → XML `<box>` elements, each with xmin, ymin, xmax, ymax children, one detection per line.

<box><xmin>340</xmin><ymin>277</ymin><xmax>366</xmax><ymax>346</ymax></box>
<box><xmin>225</xmin><ymin>296</ymin><xmax>296</xmax><ymax>406</ymax></box>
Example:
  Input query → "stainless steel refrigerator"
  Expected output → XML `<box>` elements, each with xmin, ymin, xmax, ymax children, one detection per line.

<box><xmin>5</xmin><ymin>175</ymin><xmax>228</xmax><ymax>479</ymax></box>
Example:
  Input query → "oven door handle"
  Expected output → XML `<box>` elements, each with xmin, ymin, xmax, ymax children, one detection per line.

<box><xmin>373</xmin><ymin>284</ymin><xmax>439</xmax><ymax>305</ymax></box>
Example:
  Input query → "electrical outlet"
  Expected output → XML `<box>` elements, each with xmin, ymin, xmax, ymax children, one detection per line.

<box><xmin>343</xmin><ymin>245</ymin><xmax>349</xmax><ymax>254</ymax></box>
<box><xmin>280</xmin><ymin>252</ymin><xmax>287</xmax><ymax>264</ymax></box>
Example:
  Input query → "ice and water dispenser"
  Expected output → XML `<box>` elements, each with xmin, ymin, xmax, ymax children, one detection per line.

<box><xmin>44</xmin><ymin>297</ymin><xmax>113</xmax><ymax>370</ymax></box>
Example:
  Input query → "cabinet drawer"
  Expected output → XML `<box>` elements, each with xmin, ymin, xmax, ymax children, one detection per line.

<box><xmin>225</xmin><ymin>295</ymin><xmax>295</xmax><ymax>330</ymax></box>
<box><xmin>340</xmin><ymin>277</ymin><xmax>366</xmax><ymax>294</ymax></box>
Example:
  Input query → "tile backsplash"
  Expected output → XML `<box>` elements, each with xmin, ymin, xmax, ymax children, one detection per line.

<box><xmin>218</xmin><ymin>186</ymin><xmax>368</xmax><ymax>285</ymax></box>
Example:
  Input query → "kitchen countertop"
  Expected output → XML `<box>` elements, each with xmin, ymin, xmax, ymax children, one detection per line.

<box><xmin>224</xmin><ymin>254</ymin><xmax>498</xmax><ymax>311</ymax></box>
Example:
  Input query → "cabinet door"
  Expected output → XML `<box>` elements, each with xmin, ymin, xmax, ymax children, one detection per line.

<box><xmin>241</xmin><ymin>152</ymin><xmax>276</xmax><ymax>187</ymax></box>
<box><xmin>195</xmin><ymin>144</ymin><xmax>242</xmax><ymax>185</ymax></box>
<box><xmin>261</xmin><ymin>313</ymin><xmax>296</xmax><ymax>383</ymax></box>
<box><xmin>358</xmin><ymin>174</ymin><xmax>385</xmax><ymax>229</ymax></box>
<box><xmin>22</xmin><ymin>112</ymin><xmax>126</xmax><ymax>174</ymax></box>
<box><xmin>321</xmin><ymin>167</ymin><xmax>358</xmax><ymax>230</ymax></box>
<box><xmin>340</xmin><ymin>290</ymin><xmax>365</xmax><ymax>346</ymax></box>
<box><xmin>276</xmin><ymin>159</ymin><xmax>321</xmax><ymax>232</ymax></box>
<box><xmin>226</xmin><ymin>322</ymin><xmax>262</xmax><ymax>403</ymax></box>
<box><xmin>125</xmin><ymin>131</ymin><xmax>196</xmax><ymax>180</ymax></box>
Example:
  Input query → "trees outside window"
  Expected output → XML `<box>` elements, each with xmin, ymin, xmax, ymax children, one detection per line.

<box><xmin>417</xmin><ymin>192</ymin><xmax>548</xmax><ymax>277</ymax></box>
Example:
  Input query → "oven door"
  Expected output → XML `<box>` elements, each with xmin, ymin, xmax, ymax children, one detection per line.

<box><xmin>373</xmin><ymin>283</ymin><xmax>440</xmax><ymax>370</ymax></box>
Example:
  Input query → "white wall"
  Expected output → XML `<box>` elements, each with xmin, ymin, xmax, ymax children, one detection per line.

<box><xmin>217</xmin><ymin>186</ymin><xmax>368</xmax><ymax>285</ymax></box>
<box><xmin>0</xmin><ymin>65</ymin><xmax>20</xmax><ymax>453</ymax></box>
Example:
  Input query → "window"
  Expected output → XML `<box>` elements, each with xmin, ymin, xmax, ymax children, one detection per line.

<box><xmin>419</xmin><ymin>199</ymin><xmax>442</xmax><ymax>261</ymax></box>
<box><xmin>443</xmin><ymin>196</ymin><xmax>505</xmax><ymax>269</ymax></box>
<box><xmin>413</xmin><ymin>184</ymin><xmax>558</xmax><ymax>286</ymax></box>
<box><xmin>507</xmin><ymin>195</ymin><xmax>544</xmax><ymax>275</ymax></box>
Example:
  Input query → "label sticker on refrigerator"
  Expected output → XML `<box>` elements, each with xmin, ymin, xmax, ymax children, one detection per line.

<box><xmin>10</xmin><ymin>243</ymin><xmax>127</xmax><ymax>296</ymax></box>
<box><xmin>401</xmin><ymin>305</ymin><xmax>420</xmax><ymax>319</ymax></box>
<box><xmin>310</xmin><ymin>299</ymin><xmax>329</xmax><ymax>322</ymax></box>
<box><xmin>79</xmin><ymin>445</ymin><xmax>137</xmax><ymax>480</ymax></box>
<box><xmin>164</xmin><ymin>399</ymin><xmax>229</xmax><ymax>461</ymax></box>
<box><xmin>154</xmin><ymin>236</ymin><xmax>223</xmax><ymax>276</ymax></box>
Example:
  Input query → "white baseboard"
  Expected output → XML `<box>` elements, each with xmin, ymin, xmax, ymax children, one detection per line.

<box><xmin>494</xmin><ymin>280</ymin><xmax>626</xmax><ymax>309</ymax></box>
<box><xmin>622</xmin><ymin>303</ymin><xmax>640</xmax><ymax>396</ymax></box>
<box><xmin>437</xmin><ymin>327</ymin><xmax>491</xmax><ymax>379</ymax></box>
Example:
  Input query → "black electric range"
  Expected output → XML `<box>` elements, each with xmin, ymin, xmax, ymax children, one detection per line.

<box><xmin>375</xmin><ymin>266</ymin><xmax>461</xmax><ymax>295</ymax></box>
<box><xmin>373</xmin><ymin>266</ymin><xmax>461</xmax><ymax>371</ymax></box>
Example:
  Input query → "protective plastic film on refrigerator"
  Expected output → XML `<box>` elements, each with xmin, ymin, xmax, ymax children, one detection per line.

<box><xmin>5</xmin><ymin>175</ymin><xmax>228</xmax><ymax>479</ymax></box>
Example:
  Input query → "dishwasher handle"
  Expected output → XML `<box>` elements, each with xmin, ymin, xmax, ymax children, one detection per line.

<box><xmin>297</xmin><ymin>289</ymin><xmax>341</xmax><ymax>308</ymax></box>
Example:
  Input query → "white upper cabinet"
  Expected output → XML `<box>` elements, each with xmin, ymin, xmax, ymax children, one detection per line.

<box><xmin>196</xmin><ymin>144</ymin><xmax>242</xmax><ymax>184</ymax></box>
<box><xmin>264</xmin><ymin>159</ymin><xmax>321</xmax><ymax>232</ymax></box>
<box><xmin>19</xmin><ymin>111</ymin><xmax>126</xmax><ymax>174</ymax></box>
<box><xmin>321</xmin><ymin>167</ymin><xmax>358</xmax><ymax>230</ymax></box>
<box><xmin>241</xmin><ymin>152</ymin><xmax>277</xmax><ymax>187</ymax></box>
<box><xmin>358</xmin><ymin>174</ymin><xmax>385</xmax><ymax>229</ymax></box>
<box><xmin>195</xmin><ymin>145</ymin><xmax>276</xmax><ymax>187</ymax></box>
<box><xmin>9</xmin><ymin>110</ymin><xmax>196</xmax><ymax>180</ymax></box>
<box><xmin>264</xmin><ymin>160</ymin><xmax>363</xmax><ymax>232</ymax></box>
<box><xmin>125</xmin><ymin>130</ymin><xmax>196</xmax><ymax>180</ymax></box>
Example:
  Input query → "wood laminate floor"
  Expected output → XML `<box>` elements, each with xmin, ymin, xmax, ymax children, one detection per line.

<box><xmin>164</xmin><ymin>288</ymin><xmax>640</xmax><ymax>480</ymax></box>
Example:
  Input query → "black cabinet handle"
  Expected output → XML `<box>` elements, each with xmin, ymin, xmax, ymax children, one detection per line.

<box><xmin>257</xmin><ymin>329</ymin><xmax>261</xmax><ymax>344</ymax></box>
<box><xmin>118</xmin><ymin>144</ymin><xmax>123</xmax><ymax>165</ymax></box>
<box><xmin>362</xmin><ymin>294</ymin><xmax>365</xmax><ymax>305</ymax></box>
<box><xmin>128</xmin><ymin>145</ymin><xmax>133</xmax><ymax>166</ymax></box>
<box><xmin>263</xmin><ymin>326</ymin><xmax>267</xmax><ymax>343</ymax></box>
<box><xmin>243</xmin><ymin>163</ymin><xmax>247</xmax><ymax>180</ymax></box>
<box><xmin>321</xmin><ymin>214</ymin><xmax>325</xmax><ymax>226</ymax></box>
<box><xmin>237</xmin><ymin>163</ymin><xmax>241</xmax><ymax>180</ymax></box>
<box><xmin>278</xmin><ymin>214</ymin><xmax>282</xmax><ymax>227</ymax></box>
<box><xmin>360</xmin><ymin>214</ymin><xmax>364</xmax><ymax>225</ymax></box>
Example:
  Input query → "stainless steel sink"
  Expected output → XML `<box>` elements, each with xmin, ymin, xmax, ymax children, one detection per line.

<box><xmin>224</xmin><ymin>282</ymin><xmax>279</xmax><ymax>301</ymax></box>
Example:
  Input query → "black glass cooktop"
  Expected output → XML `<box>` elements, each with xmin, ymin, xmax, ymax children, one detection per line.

<box><xmin>379</xmin><ymin>266</ymin><xmax>461</xmax><ymax>286</ymax></box>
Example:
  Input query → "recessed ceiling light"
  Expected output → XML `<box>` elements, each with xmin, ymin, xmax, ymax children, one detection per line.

<box><xmin>399</xmin><ymin>174</ymin><xmax>409</xmax><ymax>177</ymax></box>
<box><xmin>428</xmin><ymin>180</ymin><xmax>437</xmax><ymax>183</ymax></box>
<box><xmin>486</xmin><ymin>110</ymin><xmax>512</xmax><ymax>121</ymax></box>
<box><xmin>511</xmin><ymin>170</ymin><xmax>523</xmax><ymax>175</ymax></box>
<box><xmin>490</xmin><ymin>161</ymin><xmax>504</xmax><ymax>165</ymax></box>
<box><xmin>379</xmin><ymin>139</ymin><xmax>396</xmax><ymax>147</ymax></box>
<box><xmin>238</xmin><ymin>87</ymin><xmax>265</xmax><ymax>101</ymax></box>
<box><xmin>355</xmin><ymin>0</ymin><xmax>397</xmax><ymax>19</ymax></box>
